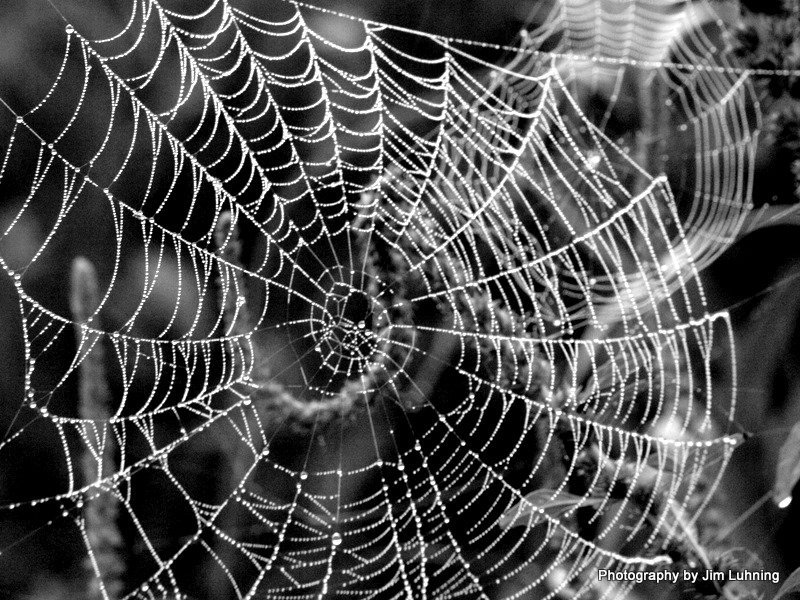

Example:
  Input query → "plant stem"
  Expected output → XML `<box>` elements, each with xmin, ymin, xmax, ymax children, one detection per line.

<box><xmin>70</xmin><ymin>256</ymin><xmax>124</xmax><ymax>600</ymax></box>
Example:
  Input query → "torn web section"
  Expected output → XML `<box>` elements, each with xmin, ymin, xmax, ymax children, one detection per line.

<box><xmin>392</xmin><ymin>58</ymin><xmax>710</xmax><ymax>332</ymax></box>
<box><xmin>519</xmin><ymin>0</ymin><xmax>759</xmax><ymax>270</ymax></box>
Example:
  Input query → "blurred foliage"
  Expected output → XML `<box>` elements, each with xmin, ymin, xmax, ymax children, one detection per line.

<box><xmin>735</xmin><ymin>0</ymin><xmax>800</xmax><ymax>204</ymax></box>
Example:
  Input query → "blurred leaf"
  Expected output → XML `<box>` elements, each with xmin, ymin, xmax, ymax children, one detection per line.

<box><xmin>774</xmin><ymin>566</ymin><xmax>800</xmax><ymax>600</ymax></box>
<box><xmin>774</xmin><ymin>419</ymin><xmax>800</xmax><ymax>507</ymax></box>
<box><xmin>499</xmin><ymin>489</ymin><xmax>601</xmax><ymax>530</ymax></box>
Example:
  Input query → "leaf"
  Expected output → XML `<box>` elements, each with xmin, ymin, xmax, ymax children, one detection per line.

<box><xmin>498</xmin><ymin>489</ymin><xmax>601</xmax><ymax>530</ymax></box>
<box><xmin>774</xmin><ymin>566</ymin><xmax>800</xmax><ymax>600</ymax></box>
<box><xmin>774</xmin><ymin>419</ymin><xmax>800</xmax><ymax>508</ymax></box>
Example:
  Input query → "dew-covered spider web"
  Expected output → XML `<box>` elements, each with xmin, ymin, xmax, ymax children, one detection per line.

<box><xmin>0</xmin><ymin>0</ymin><xmax>778</xmax><ymax>598</ymax></box>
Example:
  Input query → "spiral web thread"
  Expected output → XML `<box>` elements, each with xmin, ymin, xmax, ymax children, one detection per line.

<box><xmin>0</xmin><ymin>0</ymin><xmax>778</xmax><ymax>598</ymax></box>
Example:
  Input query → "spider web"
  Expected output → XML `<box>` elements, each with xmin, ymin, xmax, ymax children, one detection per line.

<box><xmin>0</xmin><ymin>0</ymin><xmax>770</xmax><ymax>598</ymax></box>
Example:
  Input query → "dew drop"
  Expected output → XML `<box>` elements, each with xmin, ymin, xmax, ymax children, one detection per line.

<box><xmin>299</xmin><ymin>471</ymin><xmax>308</xmax><ymax>480</ymax></box>
<box><xmin>65</xmin><ymin>25</ymin><xmax>74</xmax><ymax>34</ymax></box>
<box><xmin>331</xmin><ymin>532</ymin><xmax>342</xmax><ymax>546</ymax></box>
